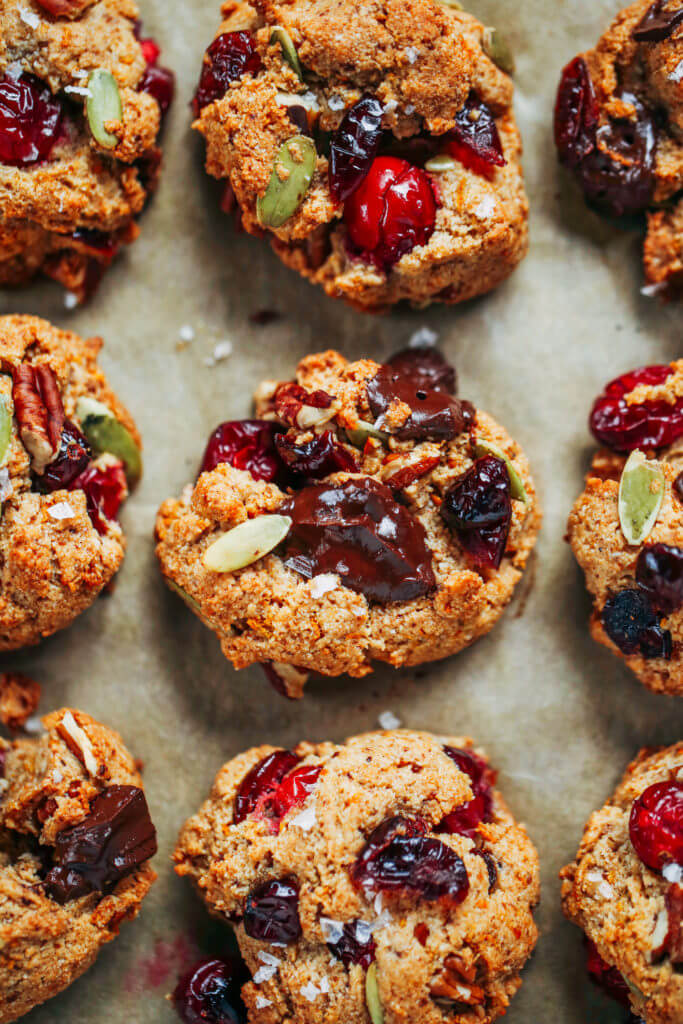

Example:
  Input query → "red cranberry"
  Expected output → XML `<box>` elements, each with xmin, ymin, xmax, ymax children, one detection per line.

<box><xmin>439</xmin><ymin>747</ymin><xmax>495</xmax><ymax>839</ymax></box>
<box><xmin>344</xmin><ymin>156</ymin><xmax>437</xmax><ymax>270</ymax></box>
<box><xmin>271</xmin><ymin>765</ymin><xmax>322</xmax><ymax>820</ymax></box>
<box><xmin>172</xmin><ymin>958</ymin><xmax>247</xmax><ymax>1024</ymax></box>
<box><xmin>243</xmin><ymin>877</ymin><xmax>301</xmax><ymax>943</ymax></box>
<box><xmin>589</xmin><ymin>365</ymin><xmax>683</xmax><ymax>453</ymax></box>
<box><xmin>34</xmin><ymin>0</ymin><xmax>90</xmax><ymax>13</ymax></box>
<box><xmin>139</xmin><ymin>38</ymin><xmax>161</xmax><ymax>66</ymax></box>
<box><xmin>140</xmin><ymin>65</ymin><xmax>175</xmax><ymax>117</ymax></box>
<box><xmin>329</xmin><ymin>96</ymin><xmax>384</xmax><ymax>202</ymax></box>
<box><xmin>233</xmin><ymin>750</ymin><xmax>300</xmax><ymax>825</ymax></box>
<box><xmin>440</xmin><ymin>456</ymin><xmax>512</xmax><ymax>571</ymax></box>
<box><xmin>554</xmin><ymin>57</ymin><xmax>599</xmax><ymax>169</ymax></box>
<box><xmin>193</xmin><ymin>32</ymin><xmax>261</xmax><ymax>116</ymax></box>
<box><xmin>275</xmin><ymin>431</ymin><xmax>358</xmax><ymax>480</ymax></box>
<box><xmin>70</xmin><ymin>461</ymin><xmax>127</xmax><ymax>535</ymax></box>
<box><xmin>327</xmin><ymin>921</ymin><xmax>376</xmax><ymax>969</ymax></box>
<box><xmin>585</xmin><ymin>938</ymin><xmax>631</xmax><ymax>1008</ymax></box>
<box><xmin>447</xmin><ymin>95</ymin><xmax>505</xmax><ymax>177</ymax></box>
<box><xmin>636</xmin><ymin>545</ymin><xmax>683</xmax><ymax>616</ymax></box>
<box><xmin>199</xmin><ymin>420</ymin><xmax>282</xmax><ymax>484</ymax></box>
<box><xmin>350</xmin><ymin>816</ymin><xmax>469</xmax><ymax>907</ymax></box>
<box><xmin>601</xmin><ymin>589</ymin><xmax>672</xmax><ymax>660</ymax></box>
<box><xmin>387</xmin><ymin>346</ymin><xmax>457</xmax><ymax>396</ymax></box>
<box><xmin>40</xmin><ymin>421</ymin><xmax>92</xmax><ymax>492</ymax></box>
<box><xmin>633</xmin><ymin>1</ymin><xmax>683</xmax><ymax>42</ymax></box>
<box><xmin>629</xmin><ymin>781</ymin><xmax>683</xmax><ymax>871</ymax></box>
<box><xmin>0</xmin><ymin>73</ymin><xmax>64</xmax><ymax>167</ymax></box>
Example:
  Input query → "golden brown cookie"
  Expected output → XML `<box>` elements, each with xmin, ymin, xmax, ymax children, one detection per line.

<box><xmin>0</xmin><ymin>0</ymin><xmax>174</xmax><ymax>302</ymax></box>
<box><xmin>0</xmin><ymin>705</ymin><xmax>157</xmax><ymax>1024</ymax></box>
<box><xmin>155</xmin><ymin>347</ymin><xmax>540</xmax><ymax>696</ymax></box>
<box><xmin>174</xmin><ymin>729</ymin><xmax>540</xmax><ymax>1024</ymax></box>
<box><xmin>561</xmin><ymin>744</ymin><xmax>683</xmax><ymax>1024</ymax></box>
<box><xmin>0</xmin><ymin>314</ymin><xmax>142</xmax><ymax>650</ymax></box>
<box><xmin>191</xmin><ymin>0</ymin><xmax>528</xmax><ymax>312</ymax></box>
<box><xmin>554</xmin><ymin>0</ymin><xmax>683</xmax><ymax>299</ymax></box>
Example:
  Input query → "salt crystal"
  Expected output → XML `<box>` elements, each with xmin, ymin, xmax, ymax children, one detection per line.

<box><xmin>383</xmin><ymin>99</ymin><xmax>398</xmax><ymax>114</ymax></box>
<box><xmin>354</xmin><ymin>920</ymin><xmax>373</xmax><ymax>944</ymax></box>
<box><xmin>663</xmin><ymin>863</ymin><xmax>683</xmax><ymax>884</ymax></box>
<box><xmin>255</xmin><ymin>996</ymin><xmax>272</xmax><ymax>1009</ymax></box>
<box><xmin>309</xmin><ymin>574</ymin><xmax>338</xmax><ymax>598</ymax></box>
<box><xmin>670</xmin><ymin>59</ymin><xmax>683</xmax><ymax>83</ymax></box>
<box><xmin>204</xmin><ymin>341</ymin><xmax>233</xmax><ymax>367</ymax></box>
<box><xmin>300</xmin><ymin>982</ymin><xmax>320</xmax><ymax>1002</ymax></box>
<box><xmin>0</xmin><ymin>469</ymin><xmax>12</xmax><ymax>503</ymax></box>
<box><xmin>641</xmin><ymin>282</ymin><xmax>667</xmax><ymax>298</ymax></box>
<box><xmin>253</xmin><ymin>965</ymin><xmax>277</xmax><ymax>984</ymax></box>
<box><xmin>319</xmin><ymin>977</ymin><xmax>330</xmax><ymax>994</ymax></box>
<box><xmin>6</xmin><ymin>63</ymin><xmax>23</xmax><ymax>81</ymax></box>
<box><xmin>378</xmin><ymin>710</ymin><xmax>402</xmax><ymax>730</ymax></box>
<box><xmin>474</xmin><ymin>195</ymin><xmax>497</xmax><ymax>220</ymax></box>
<box><xmin>19</xmin><ymin>7</ymin><xmax>40</xmax><ymax>28</ymax></box>
<box><xmin>53</xmin><ymin>770</ymin><xmax>63</xmax><ymax>783</ymax></box>
<box><xmin>291</xmin><ymin>801</ymin><xmax>316</xmax><ymax>830</ymax></box>
<box><xmin>327</xmin><ymin>95</ymin><xmax>345</xmax><ymax>111</ymax></box>
<box><xmin>64</xmin><ymin>292</ymin><xmax>79</xmax><ymax>310</ymax></box>
<box><xmin>48</xmin><ymin>501</ymin><xmax>75</xmax><ymax>521</ymax></box>
<box><xmin>409</xmin><ymin>326</ymin><xmax>438</xmax><ymax>349</ymax></box>
<box><xmin>23</xmin><ymin>716</ymin><xmax>45</xmax><ymax>736</ymax></box>
<box><xmin>64</xmin><ymin>85</ymin><xmax>92</xmax><ymax>98</ymax></box>
<box><xmin>320</xmin><ymin>917</ymin><xmax>345</xmax><ymax>943</ymax></box>
<box><xmin>258</xmin><ymin>952</ymin><xmax>281</xmax><ymax>967</ymax></box>
<box><xmin>179</xmin><ymin>324</ymin><xmax>195</xmax><ymax>343</ymax></box>
<box><xmin>405</xmin><ymin>47</ymin><xmax>419</xmax><ymax>64</ymax></box>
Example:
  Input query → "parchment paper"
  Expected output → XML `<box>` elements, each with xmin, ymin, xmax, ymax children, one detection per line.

<box><xmin>1</xmin><ymin>1</ymin><xmax>681</xmax><ymax>1020</ymax></box>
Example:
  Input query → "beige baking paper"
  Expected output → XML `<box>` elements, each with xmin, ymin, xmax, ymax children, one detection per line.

<box><xmin>1</xmin><ymin>0</ymin><xmax>681</xmax><ymax>1021</ymax></box>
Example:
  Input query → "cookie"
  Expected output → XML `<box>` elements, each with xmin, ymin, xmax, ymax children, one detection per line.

<box><xmin>568</xmin><ymin>360</ymin><xmax>683</xmax><ymax>695</ymax></box>
<box><xmin>191</xmin><ymin>0</ymin><xmax>528</xmax><ymax>312</ymax></box>
<box><xmin>0</xmin><ymin>0</ymin><xmax>174</xmax><ymax>303</ymax></box>
<box><xmin>174</xmin><ymin>729</ymin><xmax>540</xmax><ymax>1024</ymax></box>
<box><xmin>0</xmin><ymin>314</ymin><xmax>142</xmax><ymax>650</ymax></box>
<box><xmin>554</xmin><ymin>0</ymin><xmax>683</xmax><ymax>299</ymax></box>
<box><xmin>0</xmin><ymin>704</ymin><xmax>157</xmax><ymax>1023</ymax></box>
<box><xmin>155</xmin><ymin>347</ymin><xmax>540</xmax><ymax>696</ymax></box>
<box><xmin>560</xmin><ymin>744</ymin><xmax>683</xmax><ymax>1024</ymax></box>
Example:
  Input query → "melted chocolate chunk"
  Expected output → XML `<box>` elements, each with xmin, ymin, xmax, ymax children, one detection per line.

<box><xmin>633</xmin><ymin>1</ymin><xmax>683</xmax><ymax>42</ymax></box>
<box><xmin>366</xmin><ymin>363</ymin><xmax>473</xmax><ymax>442</ymax></box>
<box><xmin>279</xmin><ymin>477</ymin><xmax>436</xmax><ymax>603</ymax></box>
<box><xmin>387</xmin><ymin>347</ymin><xmax>457</xmax><ymax>395</ymax></box>
<box><xmin>45</xmin><ymin>785</ymin><xmax>157</xmax><ymax>904</ymax></box>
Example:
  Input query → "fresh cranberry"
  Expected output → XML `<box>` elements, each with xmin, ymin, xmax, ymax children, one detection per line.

<box><xmin>40</xmin><ymin>421</ymin><xmax>91</xmax><ymax>492</ymax></box>
<box><xmin>243</xmin><ymin>877</ymin><xmax>301</xmax><ymax>943</ymax></box>
<box><xmin>636</xmin><ymin>545</ymin><xmax>683</xmax><ymax>616</ymax></box>
<box><xmin>275</xmin><ymin>431</ymin><xmax>357</xmax><ymax>479</ymax></box>
<box><xmin>350</xmin><ymin>816</ymin><xmax>469</xmax><ymax>907</ymax></box>
<box><xmin>629</xmin><ymin>781</ymin><xmax>683</xmax><ymax>871</ymax></box>
<box><xmin>344</xmin><ymin>156</ymin><xmax>437</xmax><ymax>270</ymax></box>
<box><xmin>193</xmin><ymin>32</ymin><xmax>261</xmax><ymax>116</ymax></box>
<box><xmin>447</xmin><ymin>95</ymin><xmax>505</xmax><ymax>177</ymax></box>
<box><xmin>329</xmin><ymin>96</ymin><xmax>384</xmax><ymax>202</ymax></box>
<box><xmin>601</xmin><ymin>589</ymin><xmax>672</xmax><ymax>660</ymax></box>
<box><xmin>140</xmin><ymin>65</ymin><xmax>175</xmax><ymax>117</ymax></box>
<box><xmin>0</xmin><ymin>73</ymin><xmax>64</xmax><ymax>167</ymax></box>
<box><xmin>589</xmin><ymin>365</ymin><xmax>683</xmax><ymax>453</ymax></box>
<box><xmin>439</xmin><ymin>747</ymin><xmax>495</xmax><ymax>839</ymax></box>
<box><xmin>633</xmin><ymin>1</ymin><xmax>683</xmax><ymax>42</ymax></box>
<box><xmin>440</xmin><ymin>456</ymin><xmax>512</xmax><ymax>571</ymax></box>
<box><xmin>172</xmin><ymin>958</ymin><xmax>247</xmax><ymax>1024</ymax></box>
<box><xmin>271</xmin><ymin>765</ymin><xmax>322</xmax><ymax>820</ymax></box>
<box><xmin>327</xmin><ymin>921</ymin><xmax>376</xmax><ymax>969</ymax></box>
<box><xmin>585</xmin><ymin>938</ymin><xmax>631</xmax><ymax>1008</ymax></box>
<box><xmin>233</xmin><ymin>750</ymin><xmax>300</xmax><ymax>824</ymax></box>
<box><xmin>140</xmin><ymin>38</ymin><xmax>161</xmax><ymax>66</ymax></box>
<box><xmin>199</xmin><ymin>420</ymin><xmax>282</xmax><ymax>483</ymax></box>
<box><xmin>387</xmin><ymin>346</ymin><xmax>457</xmax><ymax>396</ymax></box>
<box><xmin>70</xmin><ymin>461</ymin><xmax>127</xmax><ymax>535</ymax></box>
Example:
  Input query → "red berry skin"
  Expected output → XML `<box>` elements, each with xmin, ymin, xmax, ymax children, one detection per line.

<box><xmin>344</xmin><ymin>156</ymin><xmax>437</xmax><ymax>270</ymax></box>
<box><xmin>193</xmin><ymin>32</ymin><xmax>261</xmax><ymax>116</ymax></box>
<box><xmin>199</xmin><ymin>420</ymin><xmax>282</xmax><ymax>484</ymax></box>
<box><xmin>589</xmin><ymin>365</ymin><xmax>683</xmax><ymax>453</ymax></box>
<box><xmin>140</xmin><ymin>65</ymin><xmax>175</xmax><ymax>117</ymax></box>
<box><xmin>233</xmin><ymin>750</ymin><xmax>301</xmax><ymax>825</ymax></box>
<box><xmin>140</xmin><ymin>38</ymin><xmax>161</xmax><ymax>66</ymax></box>
<box><xmin>585</xmin><ymin>938</ymin><xmax>631</xmax><ymax>1008</ymax></box>
<box><xmin>70</xmin><ymin>461</ymin><xmax>127</xmax><ymax>535</ymax></box>
<box><xmin>554</xmin><ymin>57</ymin><xmax>599</xmax><ymax>168</ymax></box>
<box><xmin>629</xmin><ymin>781</ymin><xmax>683</xmax><ymax>872</ymax></box>
<box><xmin>0</xmin><ymin>74</ymin><xmax>64</xmax><ymax>167</ymax></box>
<box><xmin>439</xmin><ymin>747</ymin><xmax>495</xmax><ymax>839</ymax></box>
<box><xmin>271</xmin><ymin>765</ymin><xmax>322</xmax><ymax>819</ymax></box>
<box><xmin>447</xmin><ymin>96</ymin><xmax>506</xmax><ymax>177</ymax></box>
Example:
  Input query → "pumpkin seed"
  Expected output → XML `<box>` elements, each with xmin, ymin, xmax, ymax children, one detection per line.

<box><xmin>166</xmin><ymin>579</ymin><xmax>202</xmax><ymax>614</ymax></box>
<box><xmin>86</xmin><ymin>69</ymin><xmax>122</xmax><ymax>149</ymax></box>
<box><xmin>271</xmin><ymin>26</ymin><xmax>303</xmax><ymax>81</ymax></box>
<box><xmin>482</xmin><ymin>27</ymin><xmax>515</xmax><ymax>75</ymax></box>
<box><xmin>473</xmin><ymin>438</ymin><xmax>528</xmax><ymax>503</ymax></box>
<box><xmin>76</xmin><ymin>396</ymin><xmax>141</xmax><ymax>484</ymax></box>
<box><xmin>346</xmin><ymin>419</ymin><xmax>390</xmax><ymax>447</ymax></box>
<box><xmin>203</xmin><ymin>514</ymin><xmax>292</xmax><ymax>572</ymax></box>
<box><xmin>365</xmin><ymin>964</ymin><xmax>384</xmax><ymax>1024</ymax></box>
<box><xmin>0</xmin><ymin>397</ymin><xmax>11</xmax><ymax>467</ymax></box>
<box><xmin>618</xmin><ymin>450</ymin><xmax>665</xmax><ymax>546</ymax></box>
<box><xmin>435</xmin><ymin>0</ymin><xmax>464</xmax><ymax>7</ymax></box>
<box><xmin>256</xmin><ymin>135</ymin><xmax>317</xmax><ymax>229</ymax></box>
<box><xmin>424</xmin><ymin>154</ymin><xmax>458</xmax><ymax>173</ymax></box>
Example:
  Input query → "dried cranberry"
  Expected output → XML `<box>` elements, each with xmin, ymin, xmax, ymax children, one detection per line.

<box><xmin>172</xmin><ymin>957</ymin><xmax>248</xmax><ymax>1024</ymax></box>
<box><xmin>441</xmin><ymin>456</ymin><xmax>512</xmax><ymax>571</ymax></box>
<box><xmin>589</xmin><ymin>365</ymin><xmax>683</xmax><ymax>453</ymax></box>
<box><xmin>40</xmin><ymin>421</ymin><xmax>92</xmax><ymax>492</ymax></box>
<box><xmin>0</xmin><ymin>73</ymin><xmax>64</xmax><ymax>167</ymax></box>
<box><xmin>199</xmin><ymin>420</ymin><xmax>282</xmax><ymax>483</ymax></box>
<box><xmin>344</xmin><ymin>156</ymin><xmax>437</xmax><ymax>270</ymax></box>
<box><xmin>387</xmin><ymin>346</ymin><xmax>457</xmax><ymax>395</ymax></box>
<box><xmin>234</xmin><ymin>750</ymin><xmax>300</xmax><ymax>824</ymax></box>
<box><xmin>366</xmin><ymin>363</ymin><xmax>472</xmax><ymax>443</ymax></box>
<box><xmin>193</xmin><ymin>32</ymin><xmax>261</xmax><ymax>116</ymax></box>
<box><xmin>327</xmin><ymin>921</ymin><xmax>376</xmax><ymax>969</ymax></box>
<box><xmin>271</xmin><ymin>765</ymin><xmax>322</xmax><ymax>819</ymax></box>
<box><xmin>601</xmin><ymin>589</ymin><xmax>672</xmax><ymax>659</ymax></box>
<box><xmin>243</xmin><ymin>877</ymin><xmax>301</xmax><ymax>943</ymax></box>
<box><xmin>554</xmin><ymin>57</ymin><xmax>599</xmax><ymax>169</ymax></box>
<box><xmin>585</xmin><ymin>938</ymin><xmax>631</xmax><ymax>1008</ymax></box>
<box><xmin>280</xmin><ymin>477</ymin><xmax>436</xmax><ymax>604</ymax></box>
<box><xmin>636</xmin><ymin>544</ymin><xmax>683</xmax><ymax>616</ymax></box>
<box><xmin>35</xmin><ymin>0</ymin><xmax>90</xmax><ymax>13</ymax></box>
<box><xmin>70</xmin><ymin>461</ymin><xmax>127</xmax><ymax>535</ymax></box>
<box><xmin>629</xmin><ymin>781</ymin><xmax>683</xmax><ymax>871</ymax></box>
<box><xmin>439</xmin><ymin>747</ymin><xmax>495</xmax><ymax>839</ymax></box>
<box><xmin>71</xmin><ymin>227</ymin><xmax>118</xmax><ymax>256</ymax></box>
<box><xmin>633</xmin><ymin>1</ymin><xmax>683</xmax><ymax>42</ymax></box>
<box><xmin>350</xmin><ymin>816</ymin><xmax>469</xmax><ymax>907</ymax></box>
<box><xmin>275</xmin><ymin>431</ymin><xmax>358</xmax><ymax>480</ymax></box>
<box><xmin>329</xmin><ymin>96</ymin><xmax>384</xmax><ymax>202</ymax></box>
<box><xmin>447</xmin><ymin>95</ymin><xmax>505</xmax><ymax>176</ymax></box>
<box><xmin>140</xmin><ymin>65</ymin><xmax>175</xmax><ymax>117</ymax></box>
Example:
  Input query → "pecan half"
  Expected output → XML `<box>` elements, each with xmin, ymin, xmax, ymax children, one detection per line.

<box><xmin>383</xmin><ymin>455</ymin><xmax>440</xmax><ymax>491</ymax></box>
<box><xmin>274</xmin><ymin>382</ymin><xmax>337</xmax><ymax>430</ymax></box>
<box><xmin>430</xmin><ymin>954</ymin><xmax>485</xmax><ymax>1005</ymax></box>
<box><xmin>12</xmin><ymin>365</ymin><xmax>65</xmax><ymax>474</ymax></box>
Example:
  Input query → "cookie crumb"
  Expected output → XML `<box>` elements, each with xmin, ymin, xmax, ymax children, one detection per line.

<box><xmin>378</xmin><ymin>710</ymin><xmax>402</xmax><ymax>730</ymax></box>
<box><xmin>0</xmin><ymin>672</ymin><xmax>41</xmax><ymax>731</ymax></box>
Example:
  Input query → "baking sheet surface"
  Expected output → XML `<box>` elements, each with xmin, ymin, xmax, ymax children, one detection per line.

<box><xmin>1</xmin><ymin>1</ymin><xmax>681</xmax><ymax>1021</ymax></box>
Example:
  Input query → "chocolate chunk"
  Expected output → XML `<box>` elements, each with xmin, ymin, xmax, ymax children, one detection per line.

<box><xmin>633</xmin><ymin>1</ymin><xmax>683</xmax><ymax>42</ymax></box>
<box><xmin>387</xmin><ymin>346</ymin><xmax>457</xmax><ymax>395</ymax></box>
<box><xmin>366</xmin><ymin>363</ymin><xmax>473</xmax><ymax>442</ymax></box>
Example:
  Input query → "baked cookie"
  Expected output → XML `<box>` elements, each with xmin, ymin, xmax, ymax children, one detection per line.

<box><xmin>191</xmin><ymin>0</ymin><xmax>528</xmax><ymax>312</ymax></box>
<box><xmin>0</xmin><ymin>314</ymin><xmax>142</xmax><ymax>650</ymax></box>
<box><xmin>174</xmin><ymin>729</ymin><xmax>540</xmax><ymax>1024</ymax></box>
<box><xmin>0</xmin><ymin>0</ymin><xmax>174</xmax><ymax>303</ymax></box>
<box><xmin>155</xmin><ymin>347</ymin><xmax>540</xmax><ymax>696</ymax></box>
<box><xmin>561</xmin><ymin>744</ymin><xmax>683</xmax><ymax>1024</ymax></box>
<box><xmin>554</xmin><ymin>0</ymin><xmax>683</xmax><ymax>299</ymax></box>
<box><xmin>568</xmin><ymin>360</ymin><xmax>683</xmax><ymax>696</ymax></box>
<box><xmin>0</xmin><ymin>704</ymin><xmax>157</xmax><ymax>1023</ymax></box>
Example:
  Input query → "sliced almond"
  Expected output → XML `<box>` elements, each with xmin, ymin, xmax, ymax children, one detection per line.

<box><xmin>203</xmin><ymin>515</ymin><xmax>291</xmax><ymax>573</ymax></box>
<box><xmin>58</xmin><ymin>711</ymin><xmax>100</xmax><ymax>776</ymax></box>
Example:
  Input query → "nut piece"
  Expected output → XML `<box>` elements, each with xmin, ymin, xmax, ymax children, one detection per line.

<box><xmin>57</xmin><ymin>710</ymin><xmax>100</xmax><ymax>777</ymax></box>
<box><xmin>430</xmin><ymin>954</ymin><xmax>485</xmax><ymax>1005</ymax></box>
<box><xmin>11</xmin><ymin>364</ymin><xmax>65</xmax><ymax>474</ymax></box>
<box><xmin>0</xmin><ymin>672</ymin><xmax>41</xmax><ymax>731</ymax></box>
<box><xmin>274</xmin><ymin>382</ymin><xmax>337</xmax><ymax>429</ymax></box>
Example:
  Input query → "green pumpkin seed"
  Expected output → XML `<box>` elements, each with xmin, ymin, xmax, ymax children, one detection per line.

<box><xmin>365</xmin><ymin>964</ymin><xmax>384</xmax><ymax>1024</ymax></box>
<box><xmin>482</xmin><ymin>27</ymin><xmax>515</xmax><ymax>75</ymax></box>
<box><xmin>346</xmin><ymin>419</ymin><xmax>390</xmax><ymax>447</ymax></box>
<box><xmin>271</xmin><ymin>26</ymin><xmax>303</xmax><ymax>81</ymax></box>
<box><xmin>76</xmin><ymin>396</ymin><xmax>141</xmax><ymax>484</ymax></box>
<box><xmin>618</xmin><ymin>450</ymin><xmax>665</xmax><ymax>546</ymax></box>
<box><xmin>424</xmin><ymin>154</ymin><xmax>458</xmax><ymax>173</ymax></box>
<box><xmin>166</xmin><ymin>579</ymin><xmax>202</xmax><ymax>614</ymax></box>
<box><xmin>257</xmin><ymin>135</ymin><xmax>317</xmax><ymax>229</ymax></box>
<box><xmin>86</xmin><ymin>69</ymin><xmax>122</xmax><ymax>149</ymax></box>
<box><xmin>473</xmin><ymin>438</ymin><xmax>528</xmax><ymax>503</ymax></box>
<box><xmin>0</xmin><ymin>397</ymin><xmax>11</xmax><ymax>467</ymax></box>
<box><xmin>203</xmin><ymin>514</ymin><xmax>292</xmax><ymax>572</ymax></box>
